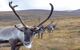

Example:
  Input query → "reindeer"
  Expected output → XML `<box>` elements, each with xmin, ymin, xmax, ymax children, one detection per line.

<box><xmin>37</xmin><ymin>21</ymin><xmax>57</xmax><ymax>39</ymax></box>
<box><xmin>46</xmin><ymin>21</ymin><xmax>56</xmax><ymax>33</ymax></box>
<box><xmin>35</xmin><ymin>25</ymin><xmax>46</xmax><ymax>39</ymax></box>
<box><xmin>0</xmin><ymin>1</ymin><xmax>54</xmax><ymax>50</ymax></box>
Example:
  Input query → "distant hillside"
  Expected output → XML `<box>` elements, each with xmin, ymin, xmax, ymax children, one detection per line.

<box><xmin>0</xmin><ymin>9</ymin><xmax>80</xmax><ymax>21</ymax></box>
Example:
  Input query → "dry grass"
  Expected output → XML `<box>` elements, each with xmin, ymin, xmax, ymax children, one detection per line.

<box><xmin>0</xmin><ymin>16</ymin><xmax>80</xmax><ymax>50</ymax></box>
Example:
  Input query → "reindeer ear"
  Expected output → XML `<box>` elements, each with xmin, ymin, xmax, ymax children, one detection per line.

<box><xmin>14</xmin><ymin>25</ymin><xmax>24</xmax><ymax>32</ymax></box>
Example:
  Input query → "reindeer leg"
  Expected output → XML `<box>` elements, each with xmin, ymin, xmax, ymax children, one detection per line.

<box><xmin>9</xmin><ymin>39</ymin><xmax>18</xmax><ymax>50</ymax></box>
<box><xmin>48</xmin><ymin>30</ymin><xmax>51</xmax><ymax>38</ymax></box>
<box><xmin>15</xmin><ymin>46</ymin><xmax>20</xmax><ymax>50</ymax></box>
<box><xmin>51</xmin><ymin>29</ymin><xmax>53</xmax><ymax>33</ymax></box>
<box><xmin>38</xmin><ymin>33</ymin><xmax>40</xmax><ymax>39</ymax></box>
<box><xmin>15</xmin><ymin>41</ymin><xmax>23</xmax><ymax>50</ymax></box>
<box><xmin>41</xmin><ymin>33</ymin><xmax>43</xmax><ymax>39</ymax></box>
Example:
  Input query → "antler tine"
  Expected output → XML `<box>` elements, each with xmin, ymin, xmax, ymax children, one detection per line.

<box><xmin>13</xmin><ymin>5</ymin><xmax>18</xmax><ymax>8</ymax></box>
<box><xmin>37</xmin><ymin>3</ymin><xmax>54</xmax><ymax>27</ymax></box>
<box><xmin>9</xmin><ymin>1</ymin><xmax>27</xmax><ymax>28</ymax></box>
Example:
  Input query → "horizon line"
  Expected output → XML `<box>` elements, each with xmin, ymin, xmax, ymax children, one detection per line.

<box><xmin>0</xmin><ymin>9</ymin><xmax>80</xmax><ymax>12</ymax></box>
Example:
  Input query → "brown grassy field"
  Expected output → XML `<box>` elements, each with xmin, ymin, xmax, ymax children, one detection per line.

<box><xmin>0</xmin><ymin>16</ymin><xmax>80</xmax><ymax>50</ymax></box>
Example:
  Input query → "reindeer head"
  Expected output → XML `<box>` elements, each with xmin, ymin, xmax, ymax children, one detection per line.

<box><xmin>9</xmin><ymin>1</ymin><xmax>54</xmax><ymax>48</ymax></box>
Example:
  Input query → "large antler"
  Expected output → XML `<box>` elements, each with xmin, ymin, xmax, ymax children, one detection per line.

<box><xmin>9</xmin><ymin>1</ymin><xmax>27</xmax><ymax>28</ymax></box>
<box><xmin>37</xmin><ymin>3</ymin><xmax>54</xmax><ymax>27</ymax></box>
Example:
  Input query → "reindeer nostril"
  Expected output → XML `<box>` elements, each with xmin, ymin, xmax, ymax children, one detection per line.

<box><xmin>24</xmin><ymin>42</ymin><xmax>30</xmax><ymax>45</ymax></box>
<box><xmin>27</xmin><ymin>42</ymin><xmax>30</xmax><ymax>44</ymax></box>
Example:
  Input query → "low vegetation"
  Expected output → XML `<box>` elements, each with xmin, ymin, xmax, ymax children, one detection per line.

<box><xmin>0</xmin><ymin>16</ymin><xmax>80</xmax><ymax>50</ymax></box>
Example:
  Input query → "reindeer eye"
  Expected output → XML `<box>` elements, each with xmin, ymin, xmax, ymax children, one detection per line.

<box><xmin>24</xmin><ymin>27</ymin><xmax>27</xmax><ymax>29</ymax></box>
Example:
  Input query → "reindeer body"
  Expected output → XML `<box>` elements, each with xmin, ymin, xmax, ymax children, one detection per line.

<box><xmin>0</xmin><ymin>27</ymin><xmax>19</xmax><ymax>40</ymax></box>
<box><xmin>0</xmin><ymin>26</ymin><xmax>33</xmax><ymax>48</ymax></box>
